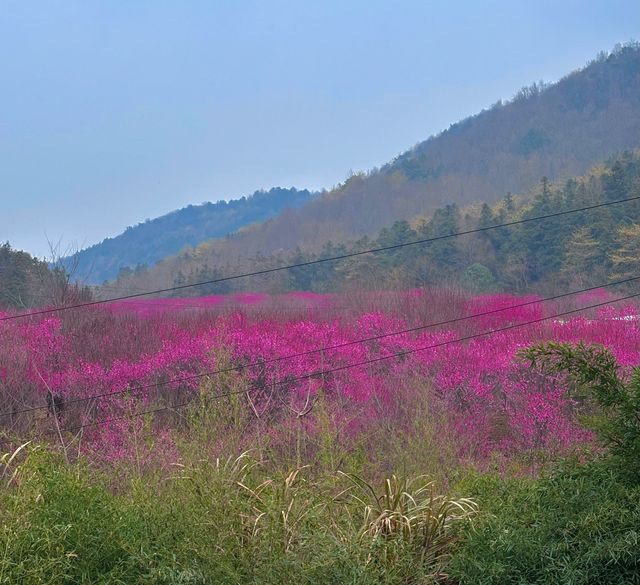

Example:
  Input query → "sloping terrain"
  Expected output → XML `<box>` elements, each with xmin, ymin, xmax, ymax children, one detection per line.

<box><xmin>207</xmin><ymin>45</ymin><xmax>640</xmax><ymax>255</ymax></box>
<box><xmin>109</xmin><ymin>151</ymin><xmax>640</xmax><ymax>296</ymax></box>
<box><xmin>109</xmin><ymin>44</ymin><xmax>640</xmax><ymax>292</ymax></box>
<box><xmin>64</xmin><ymin>187</ymin><xmax>315</xmax><ymax>283</ymax></box>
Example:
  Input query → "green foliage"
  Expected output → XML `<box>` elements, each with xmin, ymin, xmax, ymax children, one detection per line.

<box><xmin>461</xmin><ymin>263</ymin><xmax>496</xmax><ymax>293</ymax></box>
<box><xmin>0</xmin><ymin>242</ymin><xmax>75</xmax><ymax>309</ymax></box>
<box><xmin>449</xmin><ymin>463</ymin><xmax>640</xmax><ymax>585</ymax></box>
<box><xmin>0</xmin><ymin>448</ymin><xmax>151</xmax><ymax>583</ymax></box>
<box><xmin>522</xmin><ymin>341</ymin><xmax>640</xmax><ymax>476</ymax></box>
<box><xmin>0</xmin><ymin>442</ymin><xmax>471</xmax><ymax>584</ymax></box>
<box><xmin>611</xmin><ymin>223</ymin><xmax>640</xmax><ymax>280</ymax></box>
<box><xmin>449</xmin><ymin>341</ymin><xmax>640</xmax><ymax>584</ymax></box>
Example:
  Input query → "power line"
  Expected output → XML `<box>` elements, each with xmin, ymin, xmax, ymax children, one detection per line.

<box><xmin>5</xmin><ymin>275</ymin><xmax>638</xmax><ymax>420</ymax></box>
<box><xmin>3</xmin><ymin>194</ymin><xmax>639</xmax><ymax>322</ymax></box>
<box><xmin>29</xmin><ymin>286</ymin><xmax>640</xmax><ymax>438</ymax></box>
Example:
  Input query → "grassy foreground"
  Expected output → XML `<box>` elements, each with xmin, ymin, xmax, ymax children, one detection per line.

<box><xmin>1</xmin><ymin>445</ymin><xmax>477</xmax><ymax>585</ymax></box>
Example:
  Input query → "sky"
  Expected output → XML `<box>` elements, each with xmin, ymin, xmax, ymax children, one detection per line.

<box><xmin>2</xmin><ymin>0</ymin><xmax>639</xmax><ymax>258</ymax></box>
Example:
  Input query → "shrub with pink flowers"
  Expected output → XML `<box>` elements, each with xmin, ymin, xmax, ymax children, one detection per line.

<box><xmin>1</xmin><ymin>289</ymin><xmax>638</xmax><ymax>465</ymax></box>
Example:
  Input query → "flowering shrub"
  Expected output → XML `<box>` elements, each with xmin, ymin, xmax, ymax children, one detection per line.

<box><xmin>1</xmin><ymin>290</ymin><xmax>638</xmax><ymax>464</ymax></box>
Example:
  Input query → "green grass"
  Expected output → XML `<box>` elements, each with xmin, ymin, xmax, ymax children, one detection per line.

<box><xmin>0</xmin><ymin>444</ymin><xmax>472</xmax><ymax>584</ymax></box>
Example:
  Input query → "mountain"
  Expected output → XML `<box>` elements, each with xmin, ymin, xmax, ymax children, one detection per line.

<box><xmin>106</xmin><ymin>43</ymin><xmax>640</xmax><ymax>293</ymax></box>
<box><xmin>64</xmin><ymin>187</ymin><xmax>316</xmax><ymax>283</ymax></box>
<box><xmin>109</xmin><ymin>151</ymin><xmax>640</xmax><ymax>297</ymax></box>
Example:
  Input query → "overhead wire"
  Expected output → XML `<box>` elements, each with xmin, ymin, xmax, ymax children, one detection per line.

<box><xmin>23</xmin><ymin>285</ymin><xmax>640</xmax><ymax>439</ymax></box>
<box><xmin>2</xmin><ymin>194</ymin><xmax>639</xmax><ymax>322</ymax></box>
<box><xmin>4</xmin><ymin>274</ymin><xmax>639</xmax><ymax>420</ymax></box>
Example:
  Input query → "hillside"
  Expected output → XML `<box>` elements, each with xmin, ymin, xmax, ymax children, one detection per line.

<box><xmin>64</xmin><ymin>187</ymin><xmax>316</xmax><ymax>283</ymax></box>
<box><xmin>107</xmin><ymin>43</ymin><xmax>640</xmax><ymax>293</ymax></box>
<box><xmin>109</xmin><ymin>151</ymin><xmax>640</xmax><ymax>297</ymax></box>
<box><xmin>0</xmin><ymin>242</ymin><xmax>91</xmax><ymax>309</ymax></box>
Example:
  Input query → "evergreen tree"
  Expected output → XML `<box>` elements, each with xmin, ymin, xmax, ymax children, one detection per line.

<box><xmin>611</xmin><ymin>224</ymin><xmax>640</xmax><ymax>280</ymax></box>
<box><xmin>561</xmin><ymin>228</ymin><xmax>607</xmax><ymax>286</ymax></box>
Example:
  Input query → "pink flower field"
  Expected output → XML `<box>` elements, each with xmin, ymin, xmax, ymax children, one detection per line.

<box><xmin>1</xmin><ymin>288</ymin><xmax>638</xmax><ymax>466</ymax></box>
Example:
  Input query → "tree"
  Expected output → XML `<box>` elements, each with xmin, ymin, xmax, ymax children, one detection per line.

<box><xmin>523</xmin><ymin>341</ymin><xmax>640</xmax><ymax>477</ymax></box>
<box><xmin>561</xmin><ymin>227</ymin><xmax>606</xmax><ymax>286</ymax></box>
<box><xmin>521</xmin><ymin>177</ymin><xmax>567</xmax><ymax>282</ymax></box>
<box><xmin>0</xmin><ymin>242</ymin><xmax>85</xmax><ymax>309</ymax></box>
<box><xmin>603</xmin><ymin>160</ymin><xmax>628</xmax><ymax>202</ymax></box>
<box><xmin>461</xmin><ymin>263</ymin><xmax>497</xmax><ymax>294</ymax></box>
<box><xmin>420</xmin><ymin>204</ymin><xmax>463</xmax><ymax>279</ymax></box>
<box><xmin>43</xmin><ymin>238</ymin><xmax>92</xmax><ymax>306</ymax></box>
<box><xmin>334</xmin><ymin>254</ymin><xmax>389</xmax><ymax>291</ymax></box>
<box><xmin>611</xmin><ymin>223</ymin><xmax>640</xmax><ymax>280</ymax></box>
<box><xmin>501</xmin><ymin>251</ymin><xmax>529</xmax><ymax>291</ymax></box>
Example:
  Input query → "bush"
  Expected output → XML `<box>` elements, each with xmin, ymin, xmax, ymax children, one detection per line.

<box><xmin>449</xmin><ymin>341</ymin><xmax>640</xmax><ymax>585</ymax></box>
<box><xmin>450</xmin><ymin>462</ymin><xmax>640</xmax><ymax>584</ymax></box>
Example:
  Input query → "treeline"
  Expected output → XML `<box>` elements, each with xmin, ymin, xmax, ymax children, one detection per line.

<box><xmin>0</xmin><ymin>243</ymin><xmax>51</xmax><ymax>308</ymax></box>
<box><xmin>0</xmin><ymin>243</ymin><xmax>91</xmax><ymax>310</ymax></box>
<box><xmin>108</xmin><ymin>151</ymin><xmax>640</xmax><ymax>297</ymax></box>
<box><xmin>270</xmin><ymin>151</ymin><xmax>640</xmax><ymax>294</ymax></box>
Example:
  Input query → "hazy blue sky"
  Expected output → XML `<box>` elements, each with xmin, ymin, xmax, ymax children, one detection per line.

<box><xmin>2</xmin><ymin>0</ymin><xmax>639</xmax><ymax>258</ymax></box>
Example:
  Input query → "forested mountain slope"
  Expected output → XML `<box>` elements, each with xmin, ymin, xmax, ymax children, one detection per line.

<box><xmin>106</xmin><ymin>44</ymin><xmax>640</xmax><ymax>293</ymax></box>
<box><xmin>64</xmin><ymin>187</ymin><xmax>315</xmax><ymax>283</ymax></box>
<box><xmin>109</xmin><ymin>151</ymin><xmax>640</xmax><ymax>297</ymax></box>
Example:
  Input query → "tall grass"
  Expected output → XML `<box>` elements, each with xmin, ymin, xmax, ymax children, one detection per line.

<box><xmin>0</xmin><ymin>433</ymin><xmax>474</xmax><ymax>584</ymax></box>
<box><xmin>339</xmin><ymin>472</ymin><xmax>477</xmax><ymax>580</ymax></box>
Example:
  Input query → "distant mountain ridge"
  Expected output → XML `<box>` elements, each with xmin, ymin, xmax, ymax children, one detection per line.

<box><xmin>127</xmin><ymin>42</ymin><xmax>640</xmax><ymax>283</ymax></box>
<box><xmin>100</xmin><ymin>42</ymin><xmax>640</xmax><ymax>292</ymax></box>
<box><xmin>64</xmin><ymin>187</ymin><xmax>316</xmax><ymax>283</ymax></box>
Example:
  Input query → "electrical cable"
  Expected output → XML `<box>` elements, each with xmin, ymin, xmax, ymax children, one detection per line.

<box><xmin>3</xmin><ymin>194</ymin><xmax>639</xmax><ymax>322</ymax></box>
